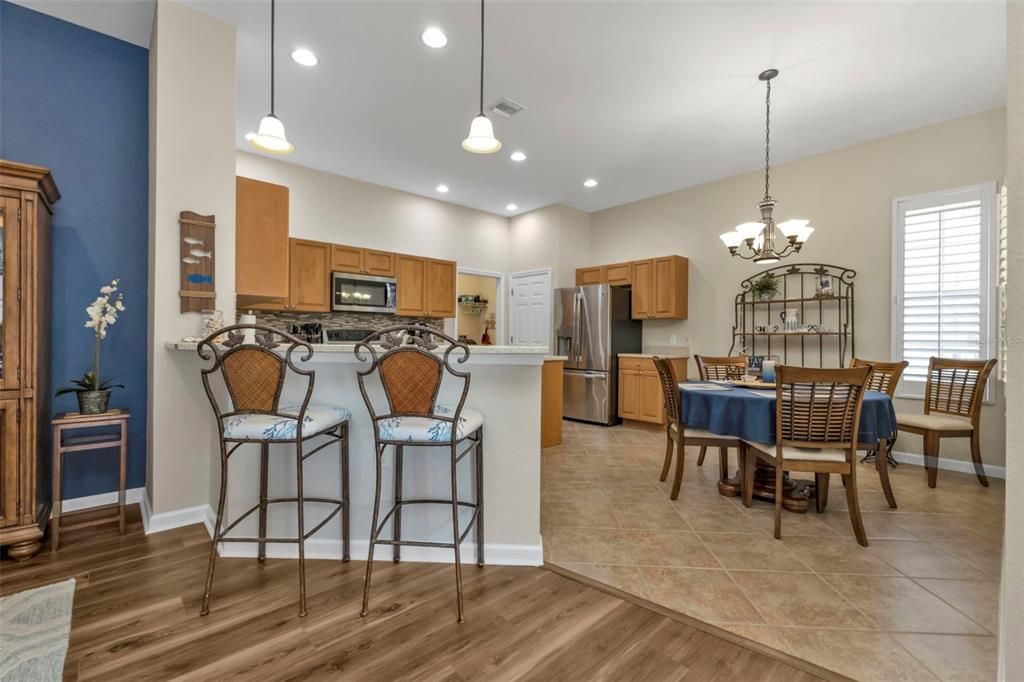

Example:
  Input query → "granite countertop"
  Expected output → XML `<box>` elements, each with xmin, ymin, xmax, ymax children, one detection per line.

<box><xmin>619</xmin><ymin>352</ymin><xmax>689</xmax><ymax>359</ymax></box>
<box><xmin>545</xmin><ymin>355</ymin><xmax>569</xmax><ymax>362</ymax></box>
<box><xmin>166</xmin><ymin>340</ymin><xmax>549</xmax><ymax>355</ymax></box>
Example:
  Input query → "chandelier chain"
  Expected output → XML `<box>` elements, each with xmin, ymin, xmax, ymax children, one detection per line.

<box><xmin>764</xmin><ymin>77</ymin><xmax>771</xmax><ymax>201</ymax></box>
<box><xmin>270</xmin><ymin>0</ymin><xmax>275</xmax><ymax>116</ymax></box>
<box><xmin>479</xmin><ymin>0</ymin><xmax>485</xmax><ymax>115</ymax></box>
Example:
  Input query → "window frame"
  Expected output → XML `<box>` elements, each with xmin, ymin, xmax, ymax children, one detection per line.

<box><xmin>890</xmin><ymin>181</ymin><xmax>998</xmax><ymax>401</ymax></box>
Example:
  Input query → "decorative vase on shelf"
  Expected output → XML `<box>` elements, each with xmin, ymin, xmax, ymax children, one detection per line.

<box><xmin>756</xmin><ymin>291</ymin><xmax>775</xmax><ymax>302</ymax></box>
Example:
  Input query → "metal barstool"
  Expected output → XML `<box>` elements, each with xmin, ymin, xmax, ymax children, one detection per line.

<box><xmin>197</xmin><ymin>323</ymin><xmax>352</xmax><ymax>617</ymax></box>
<box><xmin>355</xmin><ymin>325</ymin><xmax>484</xmax><ymax>623</ymax></box>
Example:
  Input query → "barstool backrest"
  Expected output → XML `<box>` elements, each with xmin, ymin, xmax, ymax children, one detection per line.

<box><xmin>355</xmin><ymin>325</ymin><xmax>471</xmax><ymax>423</ymax></box>
<box><xmin>198</xmin><ymin>323</ymin><xmax>315</xmax><ymax>422</ymax></box>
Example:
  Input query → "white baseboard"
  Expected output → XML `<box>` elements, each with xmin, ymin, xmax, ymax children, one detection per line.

<box><xmin>54</xmin><ymin>487</ymin><xmax>145</xmax><ymax>516</ymax></box>
<box><xmin>145</xmin><ymin>499</ymin><xmax>543</xmax><ymax>566</ymax></box>
<box><xmin>891</xmin><ymin>450</ymin><xmax>1006</xmax><ymax>480</ymax></box>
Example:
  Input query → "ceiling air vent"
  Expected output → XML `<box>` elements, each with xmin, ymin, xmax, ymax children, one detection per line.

<box><xmin>489</xmin><ymin>98</ymin><xmax>526</xmax><ymax>119</ymax></box>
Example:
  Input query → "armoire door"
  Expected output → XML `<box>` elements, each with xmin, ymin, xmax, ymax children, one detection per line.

<box><xmin>0</xmin><ymin>197</ymin><xmax>20</xmax><ymax>391</ymax></box>
<box><xmin>0</xmin><ymin>399</ymin><xmax>18</xmax><ymax>528</ymax></box>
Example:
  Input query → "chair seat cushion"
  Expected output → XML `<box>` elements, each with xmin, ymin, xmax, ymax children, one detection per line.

<box><xmin>671</xmin><ymin>424</ymin><xmax>734</xmax><ymax>443</ymax></box>
<box><xmin>896</xmin><ymin>412</ymin><xmax>973</xmax><ymax>432</ymax></box>
<box><xmin>748</xmin><ymin>441</ymin><xmax>848</xmax><ymax>462</ymax></box>
<box><xmin>377</xmin><ymin>404</ymin><xmax>484</xmax><ymax>442</ymax></box>
<box><xmin>223</xmin><ymin>404</ymin><xmax>352</xmax><ymax>441</ymax></box>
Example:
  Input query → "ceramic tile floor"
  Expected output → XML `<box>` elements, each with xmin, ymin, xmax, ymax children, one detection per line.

<box><xmin>542</xmin><ymin>420</ymin><xmax>1005</xmax><ymax>682</ymax></box>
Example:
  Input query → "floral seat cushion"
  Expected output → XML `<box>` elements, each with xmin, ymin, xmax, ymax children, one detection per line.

<box><xmin>377</xmin><ymin>404</ymin><xmax>483</xmax><ymax>442</ymax></box>
<box><xmin>223</xmin><ymin>404</ymin><xmax>352</xmax><ymax>440</ymax></box>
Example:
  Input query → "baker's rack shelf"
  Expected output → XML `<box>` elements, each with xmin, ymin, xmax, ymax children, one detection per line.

<box><xmin>729</xmin><ymin>263</ymin><xmax>856</xmax><ymax>367</ymax></box>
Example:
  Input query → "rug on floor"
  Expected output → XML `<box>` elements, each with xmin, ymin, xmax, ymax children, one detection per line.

<box><xmin>0</xmin><ymin>578</ymin><xmax>75</xmax><ymax>682</ymax></box>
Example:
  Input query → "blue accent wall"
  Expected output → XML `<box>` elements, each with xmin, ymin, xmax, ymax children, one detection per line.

<box><xmin>1</xmin><ymin>1</ymin><xmax>148</xmax><ymax>498</ymax></box>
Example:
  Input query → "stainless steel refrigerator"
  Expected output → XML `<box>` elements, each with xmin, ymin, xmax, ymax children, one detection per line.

<box><xmin>554</xmin><ymin>284</ymin><xmax>642</xmax><ymax>424</ymax></box>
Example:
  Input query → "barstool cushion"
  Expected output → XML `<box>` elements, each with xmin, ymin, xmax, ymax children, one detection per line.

<box><xmin>223</xmin><ymin>404</ymin><xmax>352</xmax><ymax>440</ymax></box>
<box><xmin>377</xmin><ymin>404</ymin><xmax>483</xmax><ymax>442</ymax></box>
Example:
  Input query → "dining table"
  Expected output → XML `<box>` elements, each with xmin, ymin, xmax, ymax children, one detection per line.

<box><xmin>678</xmin><ymin>381</ymin><xmax>899</xmax><ymax>512</ymax></box>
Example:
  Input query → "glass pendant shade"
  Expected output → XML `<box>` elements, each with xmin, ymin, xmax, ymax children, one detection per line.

<box><xmin>719</xmin><ymin>231</ymin><xmax>744</xmax><ymax>248</ymax></box>
<box><xmin>736</xmin><ymin>222</ymin><xmax>765</xmax><ymax>241</ymax></box>
<box><xmin>245</xmin><ymin>114</ymin><xmax>294</xmax><ymax>154</ymax></box>
<box><xmin>792</xmin><ymin>225</ymin><xmax>815</xmax><ymax>243</ymax></box>
<box><xmin>462</xmin><ymin>115</ymin><xmax>501</xmax><ymax>154</ymax></box>
<box><xmin>777</xmin><ymin>219</ymin><xmax>808</xmax><ymax>238</ymax></box>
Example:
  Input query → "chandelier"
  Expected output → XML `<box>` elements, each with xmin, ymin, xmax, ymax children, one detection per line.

<box><xmin>720</xmin><ymin>69</ymin><xmax>813</xmax><ymax>264</ymax></box>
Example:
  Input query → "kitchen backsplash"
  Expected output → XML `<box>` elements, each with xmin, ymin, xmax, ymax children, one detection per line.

<box><xmin>239</xmin><ymin>310</ymin><xmax>443</xmax><ymax>334</ymax></box>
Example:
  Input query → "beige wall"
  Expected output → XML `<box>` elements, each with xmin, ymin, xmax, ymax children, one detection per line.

<box><xmin>999</xmin><ymin>1</ymin><xmax>1023</xmax><ymax>676</ymax></box>
<box><xmin>590</xmin><ymin>108</ymin><xmax>1008</xmax><ymax>467</ymax></box>
<box><xmin>147</xmin><ymin>0</ymin><xmax>236</xmax><ymax>513</ymax></box>
<box><xmin>509</xmin><ymin>203</ymin><xmax>592</xmax><ymax>288</ymax></box>
<box><xmin>456</xmin><ymin>273</ymin><xmax>498</xmax><ymax>343</ymax></box>
<box><xmin>236</xmin><ymin>152</ymin><xmax>510</xmax><ymax>275</ymax></box>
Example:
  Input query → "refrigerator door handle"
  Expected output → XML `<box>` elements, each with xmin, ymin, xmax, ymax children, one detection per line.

<box><xmin>574</xmin><ymin>293</ymin><xmax>583</xmax><ymax>364</ymax></box>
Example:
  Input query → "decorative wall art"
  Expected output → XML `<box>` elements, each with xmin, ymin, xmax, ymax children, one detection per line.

<box><xmin>179</xmin><ymin>211</ymin><xmax>216</xmax><ymax>313</ymax></box>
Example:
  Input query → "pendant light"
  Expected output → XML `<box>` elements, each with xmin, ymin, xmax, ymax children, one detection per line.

<box><xmin>245</xmin><ymin>0</ymin><xmax>294</xmax><ymax>155</ymax></box>
<box><xmin>462</xmin><ymin>0</ymin><xmax>501</xmax><ymax>153</ymax></box>
<box><xmin>719</xmin><ymin>69</ymin><xmax>813</xmax><ymax>263</ymax></box>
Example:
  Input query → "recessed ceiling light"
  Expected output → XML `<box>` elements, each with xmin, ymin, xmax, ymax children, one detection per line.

<box><xmin>510</xmin><ymin>151</ymin><xmax>526</xmax><ymax>162</ymax></box>
<box><xmin>291</xmin><ymin>48</ymin><xmax>318</xmax><ymax>66</ymax></box>
<box><xmin>583</xmin><ymin>178</ymin><xmax>598</xmax><ymax>188</ymax></box>
<box><xmin>506</xmin><ymin>203</ymin><xmax>518</xmax><ymax>212</ymax></box>
<box><xmin>436</xmin><ymin>184</ymin><xmax>449</xmax><ymax>193</ymax></box>
<box><xmin>421</xmin><ymin>27</ymin><xmax>448</xmax><ymax>48</ymax></box>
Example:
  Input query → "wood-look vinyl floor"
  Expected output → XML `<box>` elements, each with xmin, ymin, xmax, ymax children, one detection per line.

<box><xmin>0</xmin><ymin>507</ymin><xmax>825</xmax><ymax>681</ymax></box>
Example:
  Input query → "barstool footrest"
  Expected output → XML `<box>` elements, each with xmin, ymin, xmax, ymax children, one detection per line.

<box><xmin>370</xmin><ymin>503</ymin><xmax>481</xmax><ymax>549</ymax></box>
<box><xmin>216</xmin><ymin>497</ymin><xmax>345</xmax><ymax>542</ymax></box>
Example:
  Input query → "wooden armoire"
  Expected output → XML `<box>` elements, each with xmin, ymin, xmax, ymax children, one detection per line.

<box><xmin>0</xmin><ymin>160</ymin><xmax>58</xmax><ymax>560</ymax></box>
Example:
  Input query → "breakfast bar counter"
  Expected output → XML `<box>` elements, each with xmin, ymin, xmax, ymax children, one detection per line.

<box><xmin>163</xmin><ymin>340</ymin><xmax>547</xmax><ymax>565</ymax></box>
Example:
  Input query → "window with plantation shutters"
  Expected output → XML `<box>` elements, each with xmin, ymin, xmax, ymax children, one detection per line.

<box><xmin>891</xmin><ymin>183</ymin><xmax>997</xmax><ymax>398</ymax></box>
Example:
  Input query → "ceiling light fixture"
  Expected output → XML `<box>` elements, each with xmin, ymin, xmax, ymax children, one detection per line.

<box><xmin>506</xmin><ymin>203</ymin><xmax>518</xmax><ymax>212</ymax></box>
<box><xmin>421</xmin><ymin>27</ymin><xmax>448</xmax><ymax>48</ymax></box>
<box><xmin>290</xmin><ymin>47</ymin><xmax>317</xmax><ymax>66</ymax></box>
<box><xmin>245</xmin><ymin>0</ymin><xmax>294</xmax><ymax>155</ymax></box>
<box><xmin>461</xmin><ymin>0</ymin><xmax>501</xmax><ymax>154</ymax></box>
<box><xmin>719</xmin><ymin>69</ymin><xmax>812</xmax><ymax>263</ymax></box>
<box><xmin>436</xmin><ymin>184</ymin><xmax>450</xmax><ymax>193</ymax></box>
<box><xmin>583</xmin><ymin>178</ymin><xmax>598</xmax><ymax>188</ymax></box>
<box><xmin>510</xmin><ymin>151</ymin><xmax>526</xmax><ymax>162</ymax></box>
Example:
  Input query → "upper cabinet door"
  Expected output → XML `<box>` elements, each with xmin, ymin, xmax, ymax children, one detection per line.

<box><xmin>0</xmin><ymin>197</ymin><xmax>20</xmax><ymax>390</ymax></box>
<box><xmin>605</xmin><ymin>262</ymin><xmax>632</xmax><ymax>286</ymax></box>
<box><xmin>363</xmin><ymin>249</ymin><xmax>395</xmax><ymax>277</ymax></box>
<box><xmin>289</xmin><ymin>239</ymin><xmax>331</xmax><ymax>312</ymax></box>
<box><xmin>653</xmin><ymin>256</ymin><xmax>688</xmax><ymax>319</ymax></box>
<box><xmin>236</xmin><ymin>177</ymin><xmax>289</xmax><ymax>299</ymax></box>
<box><xmin>426</xmin><ymin>259</ymin><xmax>456</xmax><ymax>318</ymax></box>
<box><xmin>396</xmin><ymin>254</ymin><xmax>427</xmax><ymax>316</ymax></box>
<box><xmin>331</xmin><ymin>244</ymin><xmax>363</xmax><ymax>273</ymax></box>
<box><xmin>631</xmin><ymin>259</ymin><xmax>654</xmax><ymax>319</ymax></box>
<box><xmin>576</xmin><ymin>266</ymin><xmax>605</xmax><ymax>286</ymax></box>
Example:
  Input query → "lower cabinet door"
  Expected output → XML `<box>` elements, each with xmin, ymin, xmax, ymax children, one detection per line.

<box><xmin>0</xmin><ymin>399</ymin><xmax>19</xmax><ymax>528</ymax></box>
<box><xmin>618</xmin><ymin>370</ymin><xmax>639</xmax><ymax>420</ymax></box>
<box><xmin>639</xmin><ymin>371</ymin><xmax>665</xmax><ymax>423</ymax></box>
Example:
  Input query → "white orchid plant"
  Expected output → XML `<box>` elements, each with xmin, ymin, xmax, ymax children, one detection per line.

<box><xmin>56</xmin><ymin>279</ymin><xmax>126</xmax><ymax>396</ymax></box>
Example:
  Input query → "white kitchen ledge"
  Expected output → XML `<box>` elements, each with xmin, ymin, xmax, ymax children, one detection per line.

<box><xmin>166</xmin><ymin>340</ymin><xmax>549</xmax><ymax>366</ymax></box>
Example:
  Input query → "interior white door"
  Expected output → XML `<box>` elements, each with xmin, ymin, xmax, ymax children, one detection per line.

<box><xmin>509</xmin><ymin>270</ymin><xmax>552</xmax><ymax>349</ymax></box>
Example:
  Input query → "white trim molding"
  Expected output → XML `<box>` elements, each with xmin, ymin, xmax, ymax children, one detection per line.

<box><xmin>891</xmin><ymin>449</ymin><xmax>1006</xmax><ymax>480</ymax></box>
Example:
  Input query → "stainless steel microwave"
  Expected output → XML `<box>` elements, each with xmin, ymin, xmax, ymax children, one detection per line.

<box><xmin>332</xmin><ymin>272</ymin><xmax>397</xmax><ymax>313</ymax></box>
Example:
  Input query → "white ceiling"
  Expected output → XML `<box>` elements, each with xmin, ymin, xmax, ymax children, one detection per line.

<box><xmin>15</xmin><ymin>1</ymin><xmax>1007</xmax><ymax>217</ymax></box>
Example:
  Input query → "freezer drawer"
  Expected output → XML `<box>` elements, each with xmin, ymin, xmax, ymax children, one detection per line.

<box><xmin>563</xmin><ymin>370</ymin><xmax>616</xmax><ymax>425</ymax></box>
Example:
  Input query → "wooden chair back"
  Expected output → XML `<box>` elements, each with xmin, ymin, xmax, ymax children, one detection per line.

<box><xmin>923</xmin><ymin>357</ymin><xmax>997</xmax><ymax>423</ymax></box>
<box><xmin>694</xmin><ymin>354</ymin><xmax>747</xmax><ymax>381</ymax></box>
<box><xmin>849</xmin><ymin>358</ymin><xmax>908</xmax><ymax>398</ymax></box>
<box><xmin>653</xmin><ymin>357</ymin><xmax>681</xmax><ymax>426</ymax></box>
<box><xmin>354</xmin><ymin>325</ymin><xmax>471</xmax><ymax>424</ymax></box>
<box><xmin>197</xmin><ymin>323</ymin><xmax>315</xmax><ymax>423</ymax></box>
<box><xmin>775</xmin><ymin>365</ymin><xmax>871</xmax><ymax>451</ymax></box>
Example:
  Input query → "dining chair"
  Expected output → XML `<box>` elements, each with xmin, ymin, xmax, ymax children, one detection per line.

<box><xmin>653</xmin><ymin>357</ymin><xmax>739</xmax><ymax>499</ymax></box>
<box><xmin>895</xmin><ymin>357</ymin><xmax>997</xmax><ymax>488</ymax></box>
<box><xmin>197</xmin><ymin>324</ymin><xmax>352</xmax><ymax>617</ymax></box>
<box><xmin>355</xmin><ymin>325</ymin><xmax>484</xmax><ymax>623</ymax></box>
<box><xmin>848</xmin><ymin>357</ymin><xmax>908</xmax><ymax>508</ymax></box>
<box><xmin>692</xmin><ymin>354</ymin><xmax>747</xmax><ymax>466</ymax></box>
<box><xmin>741</xmin><ymin>365</ymin><xmax>872</xmax><ymax>546</ymax></box>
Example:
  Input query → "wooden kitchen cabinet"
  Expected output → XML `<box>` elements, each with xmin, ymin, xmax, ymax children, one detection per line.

<box><xmin>631</xmin><ymin>255</ymin><xmax>688</xmax><ymax>320</ymax></box>
<box><xmin>605</xmin><ymin>262</ymin><xmax>632</xmax><ymax>285</ymax></box>
<box><xmin>332</xmin><ymin>244</ymin><xmax>395</xmax><ymax>277</ymax></box>
<box><xmin>631</xmin><ymin>259</ymin><xmax>654</xmax><ymax>319</ymax></box>
<box><xmin>236</xmin><ymin>177</ymin><xmax>289</xmax><ymax>300</ymax></box>
<box><xmin>396</xmin><ymin>255</ymin><xmax>457</xmax><ymax>318</ymax></box>
<box><xmin>575</xmin><ymin>266</ymin><xmax>605</xmax><ymax>286</ymax></box>
<box><xmin>288</xmin><ymin>239</ymin><xmax>331</xmax><ymax>312</ymax></box>
<box><xmin>618</xmin><ymin>356</ymin><xmax>687</xmax><ymax>425</ymax></box>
